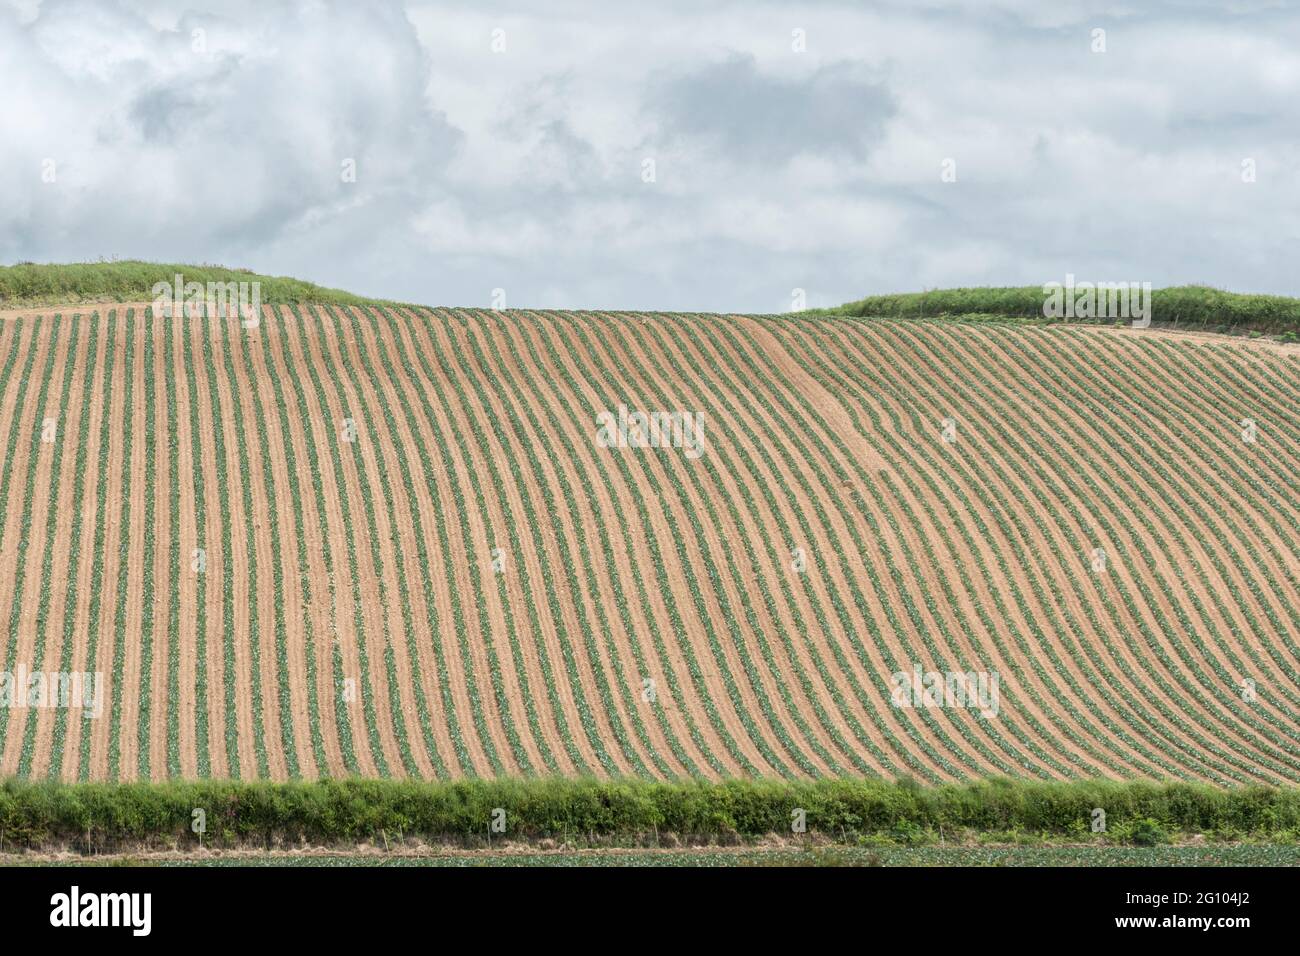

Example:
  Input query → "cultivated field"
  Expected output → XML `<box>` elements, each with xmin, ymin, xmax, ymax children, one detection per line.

<box><xmin>1</xmin><ymin>304</ymin><xmax>1298</xmax><ymax>784</ymax></box>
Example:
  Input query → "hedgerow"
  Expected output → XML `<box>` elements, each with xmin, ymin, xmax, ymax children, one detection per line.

<box><xmin>0</xmin><ymin>778</ymin><xmax>1298</xmax><ymax>849</ymax></box>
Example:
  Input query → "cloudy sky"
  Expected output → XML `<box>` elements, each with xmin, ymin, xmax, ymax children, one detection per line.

<box><xmin>2</xmin><ymin>0</ymin><xmax>1297</xmax><ymax>312</ymax></box>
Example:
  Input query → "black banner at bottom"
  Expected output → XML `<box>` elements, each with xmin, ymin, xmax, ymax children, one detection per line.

<box><xmin>0</xmin><ymin>862</ymin><xmax>1285</xmax><ymax>943</ymax></box>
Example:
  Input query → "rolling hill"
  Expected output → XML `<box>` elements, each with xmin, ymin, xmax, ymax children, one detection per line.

<box><xmin>0</xmin><ymin>283</ymin><xmax>1297</xmax><ymax>786</ymax></box>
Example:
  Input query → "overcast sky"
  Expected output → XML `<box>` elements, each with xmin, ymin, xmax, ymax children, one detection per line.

<box><xmin>2</xmin><ymin>0</ymin><xmax>1297</xmax><ymax>311</ymax></box>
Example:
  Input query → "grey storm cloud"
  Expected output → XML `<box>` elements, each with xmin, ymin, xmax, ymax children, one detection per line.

<box><xmin>0</xmin><ymin>0</ymin><xmax>461</xmax><ymax>265</ymax></box>
<box><xmin>129</xmin><ymin>85</ymin><xmax>210</xmax><ymax>142</ymax></box>
<box><xmin>2</xmin><ymin>0</ymin><xmax>1299</xmax><ymax>310</ymax></box>
<box><xmin>648</xmin><ymin>54</ymin><xmax>896</xmax><ymax>163</ymax></box>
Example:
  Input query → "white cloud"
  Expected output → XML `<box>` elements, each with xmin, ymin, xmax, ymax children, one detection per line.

<box><xmin>2</xmin><ymin>0</ymin><xmax>1298</xmax><ymax>308</ymax></box>
<box><xmin>1</xmin><ymin>0</ymin><xmax>458</xmax><ymax>274</ymax></box>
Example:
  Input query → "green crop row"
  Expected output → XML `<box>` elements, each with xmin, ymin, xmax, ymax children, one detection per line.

<box><xmin>490</xmin><ymin>310</ymin><xmax>693</xmax><ymax>775</ymax></box>
<box><xmin>946</xmin><ymin>323</ymin><xmax>1298</xmax><ymax>775</ymax></box>
<box><xmin>813</xmin><ymin>315</ymin><xmax>1300</xmax><ymax>782</ymax></box>
<box><xmin>43</xmin><ymin>311</ymin><xmax>106</xmax><ymax>777</ymax></box>
<box><xmin>645</xmin><ymin>315</ymin><xmax>896</xmax><ymax>777</ymax></box>
<box><xmin>398</xmin><ymin>306</ymin><xmax>589</xmax><ymax>774</ymax></box>
<box><xmin>788</xmin><ymin>316</ymin><xmax>1187</xmax><ymax>780</ymax></box>
<box><xmin>226</xmin><ymin>314</ymin><xmax>308</xmax><ymax>776</ymax></box>
<box><xmin>828</xmin><ymin>318</ymin><xmax>1265</xmax><ymax>779</ymax></box>
<box><xmin>548</xmin><ymin>314</ymin><xmax>768</xmax><ymax>776</ymax></box>
<box><xmin>277</xmin><ymin>307</ymin><xmax>379</xmax><ymax>773</ymax></box>
<box><xmin>250</xmin><ymin>308</ymin><xmax>343</xmax><ymax>774</ymax></box>
<box><xmin>516</xmin><ymin>312</ymin><xmax>728</xmax><ymax>776</ymax></box>
<box><xmin>18</xmin><ymin>311</ymin><xmax>85</xmax><ymax>773</ymax></box>
<box><xmin>135</xmin><ymin>309</ymin><xmax>158</xmax><ymax>780</ymax></box>
<box><xmin>454</xmin><ymin>311</ymin><xmax>657</xmax><ymax>776</ymax></box>
<box><xmin>0</xmin><ymin>315</ymin><xmax>70</xmax><ymax>751</ymax></box>
<box><xmin>358</xmin><ymin>307</ymin><xmax>478</xmax><ymax>775</ymax></box>
<box><xmin>297</xmin><ymin>305</ymin><xmax>416</xmax><ymax>777</ymax></box>
<box><xmin>606</xmin><ymin>313</ymin><xmax>827</xmax><ymax>777</ymax></box>
<box><xmin>198</xmin><ymin>313</ymin><xmax>246</xmax><ymax>776</ymax></box>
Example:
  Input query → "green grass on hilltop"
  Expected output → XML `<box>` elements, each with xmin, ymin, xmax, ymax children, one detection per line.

<box><xmin>6</xmin><ymin>263</ymin><xmax>1299</xmax><ymax>340</ymax></box>
<box><xmin>831</xmin><ymin>284</ymin><xmax>1300</xmax><ymax>338</ymax></box>
<box><xmin>0</xmin><ymin>260</ymin><xmax>389</xmax><ymax>309</ymax></box>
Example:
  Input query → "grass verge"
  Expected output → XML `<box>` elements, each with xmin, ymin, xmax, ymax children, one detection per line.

<box><xmin>9</xmin><ymin>845</ymin><xmax>1300</xmax><ymax>866</ymax></box>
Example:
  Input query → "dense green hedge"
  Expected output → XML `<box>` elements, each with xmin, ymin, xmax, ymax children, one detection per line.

<box><xmin>1</xmin><ymin>778</ymin><xmax>1298</xmax><ymax>849</ymax></box>
<box><xmin>832</xmin><ymin>285</ymin><xmax>1300</xmax><ymax>336</ymax></box>
<box><xmin>0</xmin><ymin>261</ymin><xmax>392</xmax><ymax>308</ymax></box>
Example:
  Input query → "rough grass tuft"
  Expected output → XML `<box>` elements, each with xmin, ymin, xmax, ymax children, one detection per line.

<box><xmin>829</xmin><ymin>284</ymin><xmax>1300</xmax><ymax>336</ymax></box>
<box><xmin>0</xmin><ymin>260</ymin><xmax>397</xmax><ymax>308</ymax></box>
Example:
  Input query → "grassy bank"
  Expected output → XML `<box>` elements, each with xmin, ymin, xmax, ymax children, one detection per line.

<box><xmin>2</xmin><ymin>778</ymin><xmax>1299</xmax><ymax>852</ymax></box>
<box><xmin>12</xmin><ymin>845</ymin><xmax>1300</xmax><ymax>866</ymax></box>
<box><xmin>6</xmin><ymin>264</ymin><xmax>1299</xmax><ymax>339</ymax></box>
<box><xmin>0</xmin><ymin>260</ymin><xmax>389</xmax><ymax>309</ymax></box>
<box><xmin>831</xmin><ymin>284</ymin><xmax>1300</xmax><ymax>337</ymax></box>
